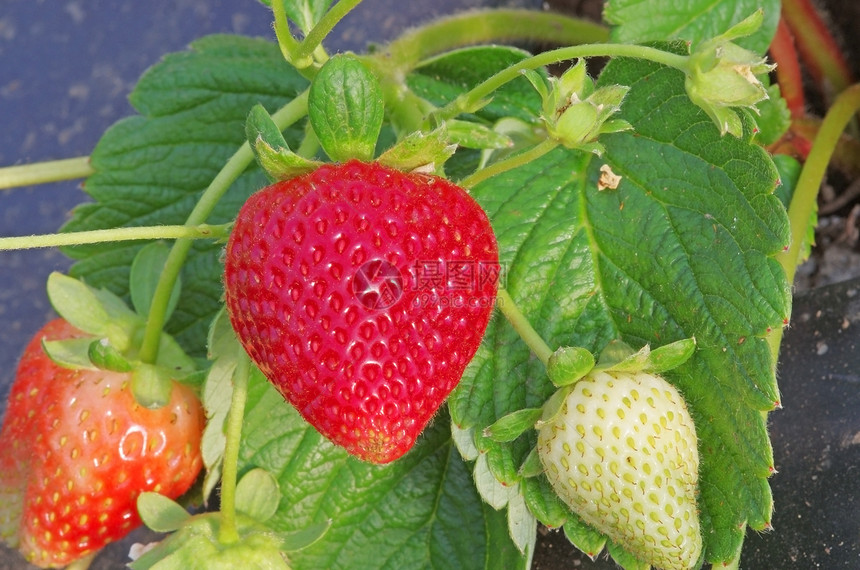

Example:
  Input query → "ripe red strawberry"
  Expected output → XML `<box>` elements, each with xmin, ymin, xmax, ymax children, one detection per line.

<box><xmin>0</xmin><ymin>319</ymin><xmax>205</xmax><ymax>568</ymax></box>
<box><xmin>0</xmin><ymin>319</ymin><xmax>88</xmax><ymax>547</ymax></box>
<box><xmin>224</xmin><ymin>160</ymin><xmax>499</xmax><ymax>463</ymax></box>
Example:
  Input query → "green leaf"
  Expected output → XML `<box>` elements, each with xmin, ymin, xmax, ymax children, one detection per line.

<box><xmin>137</xmin><ymin>492</ymin><xmax>192</xmax><ymax>533</ymax></box>
<box><xmin>88</xmin><ymin>337</ymin><xmax>133</xmax><ymax>372</ymax></box>
<box><xmin>375</xmin><ymin>127</ymin><xmax>457</xmax><ymax>173</ymax></box>
<box><xmin>236</xmin><ymin>369</ymin><xmax>527</xmax><ymax>570</ymax></box>
<box><xmin>246</xmin><ymin>103</ymin><xmax>320</xmax><ymax>181</ymax></box>
<box><xmin>483</xmin><ymin>408</ymin><xmax>543</xmax><ymax>443</ymax></box>
<box><xmin>130</xmin><ymin>241</ymin><xmax>181</xmax><ymax>322</ymax></box>
<box><xmin>46</xmin><ymin>272</ymin><xmax>137</xmax><ymax>346</ymax></box>
<box><xmin>201</xmin><ymin>309</ymin><xmax>244</xmax><ymax>501</ymax></box>
<box><xmin>563</xmin><ymin>515</ymin><xmax>606</xmax><ymax>561</ymax></box>
<box><xmin>546</xmin><ymin>346</ymin><xmax>595</xmax><ymax>386</ymax></box>
<box><xmin>235</xmin><ymin>468</ymin><xmax>281</xmax><ymax>523</ymax></box>
<box><xmin>277</xmin><ymin>520</ymin><xmax>331</xmax><ymax>552</ymax></box>
<box><xmin>308</xmin><ymin>54</ymin><xmax>384</xmax><ymax>162</ymax></box>
<box><xmin>42</xmin><ymin>338</ymin><xmax>98</xmax><ymax>370</ymax></box>
<box><xmin>60</xmin><ymin>35</ymin><xmax>308</xmax><ymax>357</ymax></box>
<box><xmin>604</xmin><ymin>0</ymin><xmax>781</xmax><ymax>54</ymax></box>
<box><xmin>451</xmin><ymin>55</ymin><xmax>790</xmax><ymax>566</ymax></box>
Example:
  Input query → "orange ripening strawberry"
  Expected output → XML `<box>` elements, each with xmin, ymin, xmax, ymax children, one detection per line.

<box><xmin>0</xmin><ymin>319</ymin><xmax>205</xmax><ymax>568</ymax></box>
<box><xmin>224</xmin><ymin>160</ymin><xmax>500</xmax><ymax>463</ymax></box>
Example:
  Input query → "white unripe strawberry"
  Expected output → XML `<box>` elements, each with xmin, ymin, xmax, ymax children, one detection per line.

<box><xmin>537</xmin><ymin>369</ymin><xmax>701</xmax><ymax>570</ymax></box>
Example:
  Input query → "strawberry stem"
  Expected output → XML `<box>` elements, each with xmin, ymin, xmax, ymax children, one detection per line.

<box><xmin>770</xmin><ymin>84</ymin><xmax>860</xmax><ymax>359</ymax></box>
<box><xmin>459</xmin><ymin>139</ymin><xmax>559</xmax><ymax>190</ymax></box>
<box><xmin>770</xmin><ymin>17</ymin><xmax>806</xmax><ymax>119</ymax></box>
<box><xmin>778</xmin><ymin>84</ymin><xmax>860</xmax><ymax>285</ymax></box>
<box><xmin>218</xmin><ymin>351</ymin><xmax>251</xmax><ymax>545</ymax></box>
<box><xmin>782</xmin><ymin>0</ymin><xmax>854</xmax><ymax>101</ymax></box>
<box><xmin>434</xmin><ymin>44</ymin><xmax>690</xmax><ymax>124</ymax></box>
<box><xmin>0</xmin><ymin>156</ymin><xmax>93</xmax><ymax>190</ymax></box>
<box><xmin>137</xmin><ymin>89</ymin><xmax>311</xmax><ymax>365</ymax></box>
<box><xmin>291</xmin><ymin>0</ymin><xmax>364</xmax><ymax>68</ymax></box>
<box><xmin>0</xmin><ymin>223</ymin><xmax>228</xmax><ymax>251</ymax></box>
<box><xmin>271</xmin><ymin>0</ymin><xmax>306</xmax><ymax>70</ymax></box>
<box><xmin>380</xmin><ymin>9</ymin><xmax>609</xmax><ymax>73</ymax></box>
<box><xmin>496</xmin><ymin>288</ymin><xmax>554</xmax><ymax>365</ymax></box>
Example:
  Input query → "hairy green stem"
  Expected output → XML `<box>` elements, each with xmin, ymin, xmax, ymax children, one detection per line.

<box><xmin>768</xmin><ymin>84</ymin><xmax>860</xmax><ymax>360</ymax></box>
<box><xmin>778</xmin><ymin>84</ymin><xmax>860</xmax><ymax>283</ymax></box>
<box><xmin>137</xmin><ymin>90</ymin><xmax>310</xmax><ymax>364</ymax></box>
<box><xmin>460</xmin><ymin>139</ymin><xmax>559</xmax><ymax>189</ymax></box>
<box><xmin>366</xmin><ymin>9</ymin><xmax>608</xmax><ymax>136</ymax></box>
<box><xmin>292</xmin><ymin>0</ymin><xmax>364</xmax><ymax>66</ymax></box>
<box><xmin>496</xmin><ymin>288</ymin><xmax>554</xmax><ymax>365</ymax></box>
<box><xmin>218</xmin><ymin>352</ymin><xmax>251</xmax><ymax>545</ymax></box>
<box><xmin>0</xmin><ymin>224</ymin><xmax>228</xmax><ymax>251</ymax></box>
<box><xmin>0</xmin><ymin>156</ymin><xmax>94</xmax><ymax>190</ymax></box>
<box><xmin>272</xmin><ymin>0</ymin><xmax>303</xmax><ymax>66</ymax></box>
<box><xmin>380</xmin><ymin>9</ymin><xmax>609</xmax><ymax>72</ymax></box>
<box><xmin>436</xmin><ymin>44</ymin><xmax>689</xmax><ymax>123</ymax></box>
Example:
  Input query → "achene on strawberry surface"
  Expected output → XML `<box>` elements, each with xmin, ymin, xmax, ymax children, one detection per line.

<box><xmin>224</xmin><ymin>160</ymin><xmax>499</xmax><ymax>463</ymax></box>
<box><xmin>538</xmin><ymin>370</ymin><xmax>702</xmax><ymax>570</ymax></box>
<box><xmin>0</xmin><ymin>319</ymin><xmax>205</xmax><ymax>568</ymax></box>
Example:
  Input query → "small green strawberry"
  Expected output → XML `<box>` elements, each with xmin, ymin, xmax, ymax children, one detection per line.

<box><xmin>537</xmin><ymin>367</ymin><xmax>701</xmax><ymax>570</ymax></box>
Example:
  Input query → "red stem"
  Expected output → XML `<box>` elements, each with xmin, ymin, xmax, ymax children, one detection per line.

<box><xmin>781</xmin><ymin>0</ymin><xmax>854</xmax><ymax>102</ymax></box>
<box><xmin>770</xmin><ymin>16</ymin><xmax>806</xmax><ymax>118</ymax></box>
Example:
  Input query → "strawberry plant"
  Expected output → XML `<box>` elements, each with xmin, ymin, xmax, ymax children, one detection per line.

<box><xmin>1</xmin><ymin>0</ymin><xmax>857</xmax><ymax>568</ymax></box>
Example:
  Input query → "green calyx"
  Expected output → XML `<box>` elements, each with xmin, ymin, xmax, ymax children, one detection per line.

<box><xmin>308</xmin><ymin>53</ymin><xmax>385</xmax><ymax>162</ymax></box>
<box><xmin>43</xmin><ymin>267</ymin><xmax>196</xmax><ymax>408</ymax></box>
<box><xmin>246</xmin><ymin>103</ymin><xmax>322</xmax><ymax>182</ymax></box>
<box><xmin>132</xmin><ymin>480</ymin><xmax>331</xmax><ymax>570</ymax></box>
<box><xmin>483</xmin><ymin>338</ymin><xmax>696</xmax><ymax>444</ymax></box>
<box><xmin>526</xmin><ymin>60</ymin><xmax>631</xmax><ymax>155</ymax></box>
<box><xmin>683</xmin><ymin>10</ymin><xmax>776</xmax><ymax>137</ymax></box>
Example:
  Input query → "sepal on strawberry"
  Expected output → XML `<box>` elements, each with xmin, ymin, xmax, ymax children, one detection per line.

<box><xmin>536</xmin><ymin>341</ymin><xmax>702</xmax><ymax>570</ymax></box>
<box><xmin>45</xmin><ymin>271</ymin><xmax>197</xmax><ymax>386</ymax></box>
<box><xmin>481</xmin><ymin>338</ymin><xmax>701</xmax><ymax>569</ymax></box>
<box><xmin>0</xmin><ymin>318</ymin><xmax>205</xmax><ymax>568</ymax></box>
<box><xmin>375</xmin><ymin>126</ymin><xmax>458</xmax><ymax>174</ymax></box>
<box><xmin>309</xmin><ymin>54</ymin><xmax>385</xmax><ymax>162</ymax></box>
<box><xmin>246</xmin><ymin>103</ymin><xmax>322</xmax><ymax>182</ymax></box>
<box><xmin>546</xmin><ymin>346</ymin><xmax>594</xmax><ymax>386</ymax></box>
<box><xmin>131</xmin><ymin>473</ymin><xmax>330</xmax><ymax>570</ymax></box>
